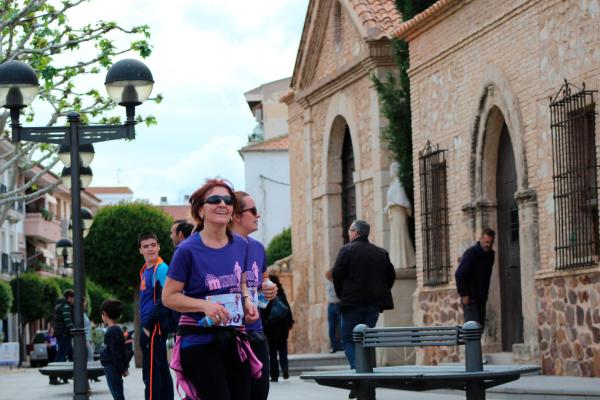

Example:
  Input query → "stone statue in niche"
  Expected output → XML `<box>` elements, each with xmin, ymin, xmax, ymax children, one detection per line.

<box><xmin>385</xmin><ymin>162</ymin><xmax>416</xmax><ymax>269</ymax></box>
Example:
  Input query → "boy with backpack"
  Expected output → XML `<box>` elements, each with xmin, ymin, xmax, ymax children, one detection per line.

<box><xmin>138</xmin><ymin>232</ymin><xmax>174</xmax><ymax>400</ymax></box>
<box><xmin>100</xmin><ymin>300</ymin><xmax>129</xmax><ymax>400</ymax></box>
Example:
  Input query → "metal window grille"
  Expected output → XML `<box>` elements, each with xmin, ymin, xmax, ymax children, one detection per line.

<box><xmin>419</xmin><ymin>141</ymin><xmax>451</xmax><ymax>285</ymax></box>
<box><xmin>550</xmin><ymin>80</ymin><xmax>599</xmax><ymax>269</ymax></box>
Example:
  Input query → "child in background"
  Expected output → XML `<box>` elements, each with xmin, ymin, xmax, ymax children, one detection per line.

<box><xmin>100</xmin><ymin>300</ymin><xmax>129</xmax><ymax>400</ymax></box>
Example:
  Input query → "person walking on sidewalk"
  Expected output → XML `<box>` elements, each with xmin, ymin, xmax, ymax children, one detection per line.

<box><xmin>138</xmin><ymin>232</ymin><xmax>174</xmax><ymax>400</ymax></box>
<box><xmin>455</xmin><ymin>228</ymin><xmax>495</xmax><ymax>329</ymax></box>
<box><xmin>324</xmin><ymin>269</ymin><xmax>343</xmax><ymax>353</ymax></box>
<box><xmin>332</xmin><ymin>220</ymin><xmax>396</xmax><ymax>371</ymax></box>
<box><xmin>261</xmin><ymin>274</ymin><xmax>293</xmax><ymax>383</ymax></box>
<box><xmin>100</xmin><ymin>300</ymin><xmax>129</xmax><ymax>400</ymax></box>
<box><xmin>231</xmin><ymin>191</ymin><xmax>278</xmax><ymax>400</ymax></box>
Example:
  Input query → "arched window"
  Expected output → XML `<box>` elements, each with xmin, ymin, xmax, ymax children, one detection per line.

<box><xmin>341</xmin><ymin>126</ymin><xmax>356</xmax><ymax>243</ymax></box>
<box><xmin>333</xmin><ymin>1</ymin><xmax>343</xmax><ymax>52</ymax></box>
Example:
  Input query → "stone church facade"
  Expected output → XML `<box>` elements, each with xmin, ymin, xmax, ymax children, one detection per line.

<box><xmin>397</xmin><ymin>0</ymin><xmax>600</xmax><ymax>376</ymax></box>
<box><xmin>283</xmin><ymin>0</ymin><xmax>416</xmax><ymax>355</ymax></box>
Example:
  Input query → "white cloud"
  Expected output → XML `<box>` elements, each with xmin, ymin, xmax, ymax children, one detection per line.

<box><xmin>91</xmin><ymin>134</ymin><xmax>247</xmax><ymax>204</ymax></box>
<box><xmin>36</xmin><ymin>0</ymin><xmax>308</xmax><ymax>204</ymax></box>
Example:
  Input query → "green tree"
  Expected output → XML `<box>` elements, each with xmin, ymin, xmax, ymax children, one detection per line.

<box><xmin>85</xmin><ymin>203</ymin><xmax>173</xmax><ymax>366</ymax></box>
<box><xmin>0</xmin><ymin>280</ymin><xmax>13</xmax><ymax>319</ymax></box>
<box><xmin>266</xmin><ymin>227</ymin><xmax>292</xmax><ymax>266</ymax></box>
<box><xmin>85</xmin><ymin>203</ymin><xmax>174</xmax><ymax>303</ymax></box>
<box><xmin>372</xmin><ymin>0</ymin><xmax>437</xmax><ymax>245</ymax></box>
<box><xmin>10</xmin><ymin>273</ymin><xmax>60</xmax><ymax>325</ymax></box>
<box><xmin>87</xmin><ymin>279</ymin><xmax>117</xmax><ymax>324</ymax></box>
<box><xmin>0</xmin><ymin>0</ymin><xmax>162</xmax><ymax>227</ymax></box>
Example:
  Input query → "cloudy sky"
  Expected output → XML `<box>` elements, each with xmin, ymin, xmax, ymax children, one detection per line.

<box><xmin>47</xmin><ymin>0</ymin><xmax>308</xmax><ymax>203</ymax></box>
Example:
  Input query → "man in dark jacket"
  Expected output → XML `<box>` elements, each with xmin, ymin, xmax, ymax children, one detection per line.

<box><xmin>332</xmin><ymin>220</ymin><xmax>396</xmax><ymax>370</ymax></box>
<box><xmin>455</xmin><ymin>228</ymin><xmax>496</xmax><ymax>329</ymax></box>
<box><xmin>52</xmin><ymin>289</ymin><xmax>74</xmax><ymax>363</ymax></box>
<box><xmin>50</xmin><ymin>289</ymin><xmax>74</xmax><ymax>384</ymax></box>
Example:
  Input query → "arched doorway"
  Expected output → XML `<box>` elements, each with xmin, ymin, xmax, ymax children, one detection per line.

<box><xmin>341</xmin><ymin>126</ymin><xmax>356</xmax><ymax>244</ymax></box>
<box><xmin>496</xmin><ymin>123</ymin><xmax>524</xmax><ymax>350</ymax></box>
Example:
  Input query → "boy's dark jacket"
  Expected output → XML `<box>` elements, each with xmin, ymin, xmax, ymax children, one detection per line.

<box><xmin>100</xmin><ymin>325</ymin><xmax>128</xmax><ymax>375</ymax></box>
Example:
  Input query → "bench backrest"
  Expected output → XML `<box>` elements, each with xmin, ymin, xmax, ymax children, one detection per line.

<box><xmin>352</xmin><ymin>322</ymin><xmax>484</xmax><ymax>374</ymax></box>
<box><xmin>354</xmin><ymin>325</ymin><xmax>463</xmax><ymax>348</ymax></box>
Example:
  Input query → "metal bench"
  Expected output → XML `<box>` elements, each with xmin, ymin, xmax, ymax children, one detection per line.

<box><xmin>39</xmin><ymin>361</ymin><xmax>105</xmax><ymax>381</ymax></box>
<box><xmin>301</xmin><ymin>321</ymin><xmax>539</xmax><ymax>400</ymax></box>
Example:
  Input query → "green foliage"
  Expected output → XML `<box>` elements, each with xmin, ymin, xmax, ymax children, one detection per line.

<box><xmin>85</xmin><ymin>203</ymin><xmax>174</xmax><ymax>303</ymax></box>
<box><xmin>372</xmin><ymin>0</ymin><xmax>437</xmax><ymax>245</ymax></box>
<box><xmin>0</xmin><ymin>0</ymin><xmax>161</xmax><ymax>134</ymax></box>
<box><xmin>49</xmin><ymin>276</ymin><xmax>73</xmax><ymax>295</ymax></box>
<box><xmin>266</xmin><ymin>227</ymin><xmax>292</xmax><ymax>266</ymax></box>
<box><xmin>0</xmin><ymin>280</ymin><xmax>13</xmax><ymax>319</ymax></box>
<box><xmin>0</xmin><ymin>1</ymin><xmax>163</xmax><ymax>218</ymax></box>
<box><xmin>87</xmin><ymin>279</ymin><xmax>114</xmax><ymax>324</ymax></box>
<box><xmin>10</xmin><ymin>273</ymin><xmax>60</xmax><ymax>325</ymax></box>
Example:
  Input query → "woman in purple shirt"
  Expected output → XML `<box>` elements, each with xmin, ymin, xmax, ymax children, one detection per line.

<box><xmin>231</xmin><ymin>191</ymin><xmax>278</xmax><ymax>400</ymax></box>
<box><xmin>162</xmin><ymin>179</ymin><xmax>259</xmax><ymax>400</ymax></box>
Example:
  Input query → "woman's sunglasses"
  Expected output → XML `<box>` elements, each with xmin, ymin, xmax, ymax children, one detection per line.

<box><xmin>202</xmin><ymin>195</ymin><xmax>234</xmax><ymax>206</ymax></box>
<box><xmin>242</xmin><ymin>207</ymin><xmax>258</xmax><ymax>216</ymax></box>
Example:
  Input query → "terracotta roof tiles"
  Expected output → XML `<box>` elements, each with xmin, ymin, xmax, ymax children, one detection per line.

<box><xmin>350</xmin><ymin>0</ymin><xmax>403</xmax><ymax>39</ymax></box>
<box><xmin>394</xmin><ymin>0</ymin><xmax>459</xmax><ymax>39</ymax></box>
<box><xmin>87</xmin><ymin>186</ymin><xmax>133</xmax><ymax>195</ymax></box>
<box><xmin>157</xmin><ymin>205</ymin><xmax>192</xmax><ymax>222</ymax></box>
<box><xmin>239</xmin><ymin>135</ymin><xmax>289</xmax><ymax>152</ymax></box>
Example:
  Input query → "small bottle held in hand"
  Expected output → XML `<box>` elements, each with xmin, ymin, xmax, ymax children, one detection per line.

<box><xmin>198</xmin><ymin>316</ymin><xmax>213</xmax><ymax>327</ymax></box>
<box><xmin>257</xmin><ymin>279</ymin><xmax>274</xmax><ymax>309</ymax></box>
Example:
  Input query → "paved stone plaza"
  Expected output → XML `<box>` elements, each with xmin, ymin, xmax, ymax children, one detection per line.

<box><xmin>2</xmin><ymin>365</ymin><xmax>600</xmax><ymax>399</ymax></box>
<box><xmin>0</xmin><ymin>366</ymin><xmax>467</xmax><ymax>400</ymax></box>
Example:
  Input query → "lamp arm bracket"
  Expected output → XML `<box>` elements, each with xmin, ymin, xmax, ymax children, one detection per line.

<box><xmin>15</xmin><ymin>127</ymin><xmax>69</xmax><ymax>144</ymax></box>
<box><xmin>12</xmin><ymin>124</ymin><xmax>136</xmax><ymax>145</ymax></box>
<box><xmin>79</xmin><ymin>124</ymin><xmax>134</xmax><ymax>144</ymax></box>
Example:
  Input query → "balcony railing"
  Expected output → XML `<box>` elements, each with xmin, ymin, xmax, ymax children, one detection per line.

<box><xmin>24</xmin><ymin>212</ymin><xmax>61</xmax><ymax>243</ymax></box>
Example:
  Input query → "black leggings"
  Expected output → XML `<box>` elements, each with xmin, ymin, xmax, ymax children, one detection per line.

<box><xmin>180</xmin><ymin>341</ymin><xmax>251</xmax><ymax>400</ymax></box>
<box><xmin>249</xmin><ymin>335</ymin><xmax>269</xmax><ymax>400</ymax></box>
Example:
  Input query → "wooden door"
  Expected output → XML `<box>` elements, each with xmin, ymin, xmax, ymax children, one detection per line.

<box><xmin>341</xmin><ymin>126</ymin><xmax>356</xmax><ymax>244</ymax></box>
<box><xmin>496</xmin><ymin>124</ymin><xmax>524</xmax><ymax>350</ymax></box>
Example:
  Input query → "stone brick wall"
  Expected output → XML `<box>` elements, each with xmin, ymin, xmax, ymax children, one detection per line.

<box><xmin>313</xmin><ymin>1</ymin><xmax>366</xmax><ymax>84</ymax></box>
<box><xmin>405</xmin><ymin>0</ymin><xmax>600</xmax><ymax>375</ymax></box>
<box><xmin>285</xmin><ymin>1</ymin><xmax>398</xmax><ymax>354</ymax></box>
<box><xmin>416</xmin><ymin>288</ymin><xmax>461</xmax><ymax>365</ymax></box>
<box><xmin>536</xmin><ymin>270</ymin><xmax>600</xmax><ymax>377</ymax></box>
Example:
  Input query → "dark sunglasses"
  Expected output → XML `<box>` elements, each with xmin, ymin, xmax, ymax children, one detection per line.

<box><xmin>242</xmin><ymin>206</ymin><xmax>258</xmax><ymax>216</ymax></box>
<box><xmin>202</xmin><ymin>195</ymin><xmax>234</xmax><ymax>206</ymax></box>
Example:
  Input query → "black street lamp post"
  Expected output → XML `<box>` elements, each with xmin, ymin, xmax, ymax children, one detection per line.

<box><xmin>0</xmin><ymin>59</ymin><xmax>153</xmax><ymax>400</ymax></box>
<box><xmin>56</xmin><ymin>238</ymin><xmax>73</xmax><ymax>275</ymax></box>
<box><xmin>10</xmin><ymin>250</ymin><xmax>24</xmax><ymax>367</ymax></box>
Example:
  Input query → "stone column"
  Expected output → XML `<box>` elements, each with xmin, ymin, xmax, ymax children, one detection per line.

<box><xmin>514</xmin><ymin>188</ymin><xmax>540</xmax><ymax>362</ymax></box>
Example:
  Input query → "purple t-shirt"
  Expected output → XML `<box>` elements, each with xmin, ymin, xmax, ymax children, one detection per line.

<box><xmin>244</xmin><ymin>236</ymin><xmax>267</xmax><ymax>332</ymax></box>
<box><xmin>168</xmin><ymin>232</ymin><xmax>248</xmax><ymax>347</ymax></box>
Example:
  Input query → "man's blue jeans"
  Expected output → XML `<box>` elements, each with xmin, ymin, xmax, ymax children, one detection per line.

<box><xmin>340</xmin><ymin>305</ymin><xmax>380</xmax><ymax>369</ymax></box>
<box><xmin>327</xmin><ymin>303</ymin><xmax>342</xmax><ymax>350</ymax></box>
<box><xmin>55</xmin><ymin>334</ymin><xmax>72</xmax><ymax>362</ymax></box>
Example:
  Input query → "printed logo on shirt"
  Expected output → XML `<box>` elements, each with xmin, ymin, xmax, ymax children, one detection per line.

<box><xmin>205</xmin><ymin>261</ymin><xmax>243</xmax><ymax>291</ymax></box>
<box><xmin>247</xmin><ymin>261</ymin><xmax>260</xmax><ymax>288</ymax></box>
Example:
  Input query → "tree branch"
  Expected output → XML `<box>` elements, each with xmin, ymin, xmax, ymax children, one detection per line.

<box><xmin>0</xmin><ymin>179</ymin><xmax>60</xmax><ymax>207</ymax></box>
<box><xmin>0</xmin><ymin>156</ymin><xmax>60</xmax><ymax>202</ymax></box>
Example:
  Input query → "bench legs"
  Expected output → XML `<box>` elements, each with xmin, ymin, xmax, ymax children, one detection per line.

<box><xmin>466</xmin><ymin>381</ymin><xmax>485</xmax><ymax>400</ymax></box>
<box><xmin>357</xmin><ymin>380</ymin><xmax>375</xmax><ymax>400</ymax></box>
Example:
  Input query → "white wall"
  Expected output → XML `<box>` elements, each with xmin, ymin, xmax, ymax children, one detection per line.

<box><xmin>243</xmin><ymin>151</ymin><xmax>291</xmax><ymax>247</ymax></box>
<box><xmin>94</xmin><ymin>193</ymin><xmax>133</xmax><ymax>205</ymax></box>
